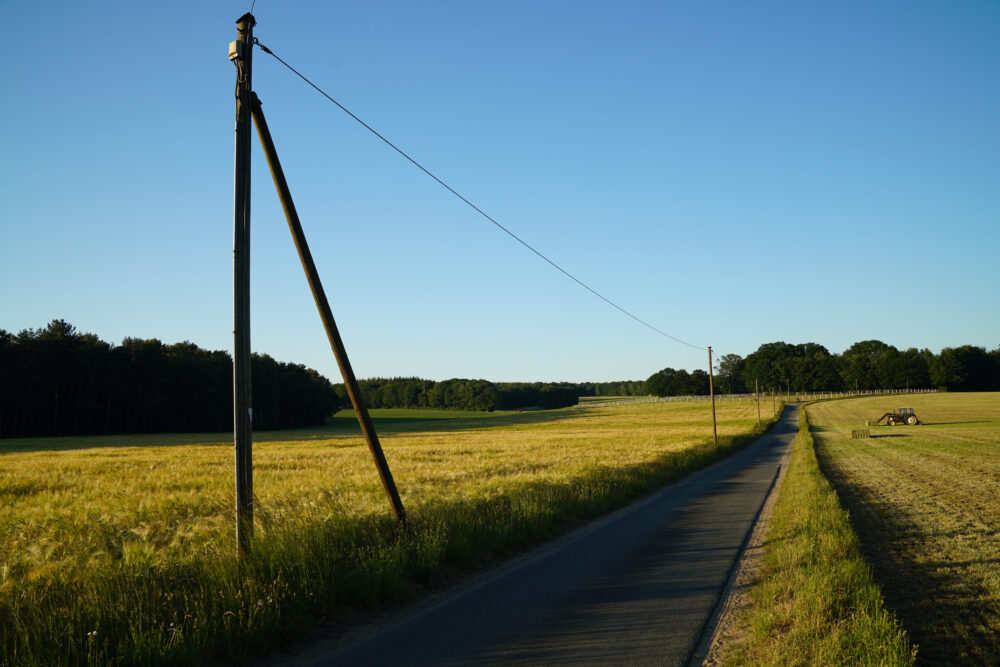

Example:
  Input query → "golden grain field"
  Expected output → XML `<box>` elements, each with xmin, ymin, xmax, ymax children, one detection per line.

<box><xmin>0</xmin><ymin>398</ymin><xmax>773</xmax><ymax>665</ymax></box>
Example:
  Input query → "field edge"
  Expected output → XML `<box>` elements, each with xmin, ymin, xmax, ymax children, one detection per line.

<box><xmin>718</xmin><ymin>404</ymin><xmax>916</xmax><ymax>666</ymax></box>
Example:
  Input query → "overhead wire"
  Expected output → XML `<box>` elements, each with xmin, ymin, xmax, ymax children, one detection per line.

<box><xmin>252</xmin><ymin>38</ymin><xmax>706</xmax><ymax>351</ymax></box>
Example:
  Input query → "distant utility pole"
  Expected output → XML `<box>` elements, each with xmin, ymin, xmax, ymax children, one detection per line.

<box><xmin>708</xmin><ymin>347</ymin><xmax>718</xmax><ymax>447</ymax></box>
<box><xmin>231</xmin><ymin>12</ymin><xmax>256</xmax><ymax>556</ymax></box>
<box><xmin>755</xmin><ymin>378</ymin><xmax>761</xmax><ymax>427</ymax></box>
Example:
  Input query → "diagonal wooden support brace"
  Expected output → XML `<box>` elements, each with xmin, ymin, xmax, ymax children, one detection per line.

<box><xmin>249</xmin><ymin>92</ymin><xmax>407</xmax><ymax>527</ymax></box>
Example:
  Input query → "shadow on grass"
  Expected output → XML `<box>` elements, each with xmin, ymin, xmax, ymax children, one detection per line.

<box><xmin>324</xmin><ymin>407</ymin><xmax>592</xmax><ymax>437</ymax></box>
<box><xmin>0</xmin><ymin>408</ymin><xmax>593</xmax><ymax>454</ymax></box>
<box><xmin>925</xmin><ymin>420</ymin><xmax>992</xmax><ymax>426</ymax></box>
<box><xmin>814</xmin><ymin>442</ymin><xmax>1000</xmax><ymax>665</ymax></box>
<box><xmin>0</xmin><ymin>431</ymin><xmax>233</xmax><ymax>454</ymax></box>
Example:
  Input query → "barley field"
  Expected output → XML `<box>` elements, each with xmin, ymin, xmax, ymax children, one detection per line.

<box><xmin>1</xmin><ymin>399</ymin><xmax>773</xmax><ymax>665</ymax></box>
<box><xmin>808</xmin><ymin>393</ymin><xmax>1000</xmax><ymax>665</ymax></box>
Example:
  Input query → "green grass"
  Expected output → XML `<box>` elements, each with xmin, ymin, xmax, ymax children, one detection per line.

<box><xmin>722</xmin><ymin>405</ymin><xmax>915</xmax><ymax>666</ymax></box>
<box><xmin>0</xmin><ymin>408</ymin><xmax>521</xmax><ymax>454</ymax></box>
<box><xmin>575</xmin><ymin>395</ymin><xmax>643</xmax><ymax>403</ymax></box>
<box><xmin>0</xmin><ymin>400</ymin><xmax>776</xmax><ymax>665</ymax></box>
<box><xmin>324</xmin><ymin>406</ymin><xmax>554</xmax><ymax>435</ymax></box>
<box><xmin>808</xmin><ymin>393</ymin><xmax>1000</xmax><ymax>665</ymax></box>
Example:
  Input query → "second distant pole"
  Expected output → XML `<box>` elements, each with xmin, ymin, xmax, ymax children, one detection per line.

<box><xmin>755</xmin><ymin>378</ymin><xmax>761</xmax><ymax>427</ymax></box>
<box><xmin>708</xmin><ymin>346</ymin><xmax>718</xmax><ymax>447</ymax></box>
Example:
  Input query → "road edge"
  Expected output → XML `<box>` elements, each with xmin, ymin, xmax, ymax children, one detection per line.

<box><xmin>689</xmin><ymin>425</ymin><xmax>794</xmax><ymax>666</ymax></box>
<box><xmin>260</xmin><ymin>411</ymin><xmax>790</xmax><ymax>666</ymax></box>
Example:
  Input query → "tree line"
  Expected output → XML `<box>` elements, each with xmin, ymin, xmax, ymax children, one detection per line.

<box><xmin>645</xmin><ymin>368</ymin><xmax>712</xmax><ymax>397</ymax></box>
<box><xmin>0</xmin><ymin>321</ymin><xmax>648</xmax><ymax>438</ymax></box>
<box><xmin>343</xmin><ymin>378</ymin><xmax>634</xmax><ymax>412</ymax></box>
<box><xmin>7</xmin><ymin>321</ymin><xmax>994</xmax><ymax>438</ymax></box>
<box><xmin>0</xmin><ymin>320</ymin><xmax>338</xmax><ymax>438</ymax></box>
<box><xmin>645</xmin><ymin>340</ymin><xmax>1000</xmax><ymax>398</ymax></box>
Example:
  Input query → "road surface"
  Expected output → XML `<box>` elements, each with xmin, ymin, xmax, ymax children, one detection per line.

<box><xmin>287</xmin><ymin>405</ymin><xmax>797</xmax><ymax>666</ymax></box>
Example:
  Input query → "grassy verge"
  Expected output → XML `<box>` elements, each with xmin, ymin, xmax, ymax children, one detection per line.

<box><xmin>723</xmin><ymin>405</ymin><xmax>915</xmax><ymax>665</ymax></box>
<box><xmin>1</xmin><ymin>401</ymin><xmax>775</xmax><ymax>665</ymax></box>
<box><xmin>808</xmin><ymin>393</ymin><xmax>1000</xmax><ymax>664</ymax></box>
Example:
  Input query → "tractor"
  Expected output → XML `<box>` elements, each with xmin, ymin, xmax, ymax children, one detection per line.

<box><xmin>876</xmin><ymin>407</ymin><xmax>921</xmax><ymax>426</ymax></box>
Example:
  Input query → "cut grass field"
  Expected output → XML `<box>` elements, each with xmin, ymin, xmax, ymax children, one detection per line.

<box><xmin>721</xmin><ymin>405</ymin><xmax>915</xmax><ymax>666</ymax></box>
<box><xmin>808</xmin><ymin>393</ymin><xmax>1000</xmax><ymax>665</ymax></box>
<box><xmin>1</xmin><ymin>400</ymin><xmax>775</xmax><ymax>665</ymax></box>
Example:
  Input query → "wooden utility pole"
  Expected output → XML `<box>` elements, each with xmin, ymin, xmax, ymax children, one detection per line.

<box><xmin>708</xmin><ymin>347</ymin><xmax>718</xmax><ymax>447</ymax></box>
<box><xmin>755</xmin><ymin>378</ymin><xmax>761</xmax><ymax>427</ymax></box>
<box><xmin>250</xmin><ymin>94</ymin><xmax>407</xmax><ymax>527</ymax></box>
<box><xmin>231</xmin><ymin>12</ymin><xmax>255</xmax><ymax>555</ymax></box>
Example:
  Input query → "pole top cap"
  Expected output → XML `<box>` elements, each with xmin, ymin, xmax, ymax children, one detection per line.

<box><xmin>236</xmin><ymin>12</ymin><xmax>256</xmax><ymax>28</ymax></box>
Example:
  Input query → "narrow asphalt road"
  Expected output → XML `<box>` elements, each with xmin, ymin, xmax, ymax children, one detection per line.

<box><xmin>290</xmin><ymin>405</ymin><xmax>797</xmax><ymax>666</ymax></box>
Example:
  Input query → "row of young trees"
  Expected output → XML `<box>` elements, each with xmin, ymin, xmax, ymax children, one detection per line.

<box><xmin>710</xmin><ymin>340</ymin><xmax>1000</xmax><ymax>395</ymax></box>
<box><xmin>347</xmin><ymin>378</ymin><xmax>583</xmax><ymax>412</ymax></box>
<box><xmin>578</xmin><ymin>380</ymin><xmax>647</xmax><ymax>397</ymax></box>
<box><xmin>0</xmin><ymin>320</ymin><xmax>339</xmax><ymax>438</ymax></box>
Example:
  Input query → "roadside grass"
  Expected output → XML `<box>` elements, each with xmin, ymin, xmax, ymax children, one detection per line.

<box><xmin>1</xmin><ymin>400</ymin><xmax>775</xmax><ymax>665</ymax></box>
<box><xmin>723</xmin><ymin>405</ymin><xmax>915</xmax><ymax>666</ymax></box>
<box><xmin>808</xmin><ymin>393</ymin><xmax>1000</xmax><ymax>665</ymax></box>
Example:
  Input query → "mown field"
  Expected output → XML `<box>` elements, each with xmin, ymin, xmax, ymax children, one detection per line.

<box><xmin>808</xmin><ymin>393</ymin><xmax>1000</xmax><ymax>665</ymax></box>
<box><xmin>722</xmin><ymin>405</ymin><xmax>914</xmax><ymax>666</ymax></box>
<box><xmin>1</xmin><ymin>399</ymin><xmax>774</xmax><ymax>665</ymax></box>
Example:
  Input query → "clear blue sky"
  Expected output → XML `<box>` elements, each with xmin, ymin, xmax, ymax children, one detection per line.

<box><xmin>2</xmin><ymin>1</ymin><xmax>997</xmax><ymax>383</ymax></box>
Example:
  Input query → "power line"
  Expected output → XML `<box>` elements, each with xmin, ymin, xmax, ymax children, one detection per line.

<box><xmin>252</xmin><ymin>38</ymin><xmax>706</xmax><ymax>351</ymax></box>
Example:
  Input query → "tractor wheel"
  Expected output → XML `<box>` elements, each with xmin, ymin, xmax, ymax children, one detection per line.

<box><xmin>906</xmin><ymin>415</ymin><xmax>918</xmax><ymax>425</ymax></box>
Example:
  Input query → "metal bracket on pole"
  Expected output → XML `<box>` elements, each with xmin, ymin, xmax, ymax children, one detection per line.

<box><xmin>249</xmin><ymin>92</ymin><xmax>407</xmax><ymax>527</ymax></box>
